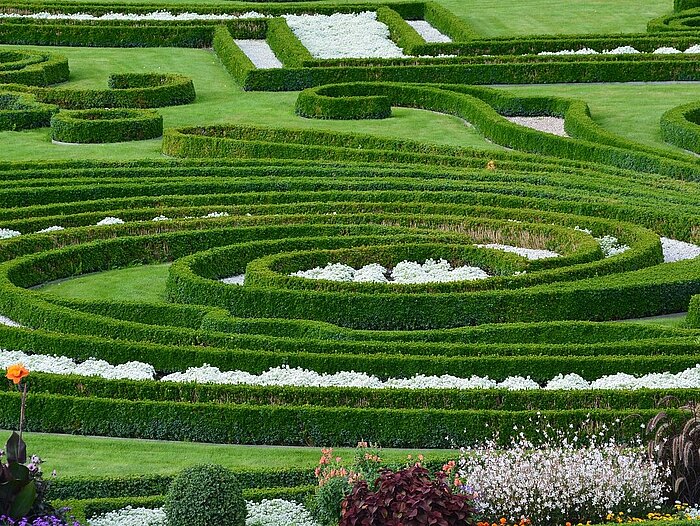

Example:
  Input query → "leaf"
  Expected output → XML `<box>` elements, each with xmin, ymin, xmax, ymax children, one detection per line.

<box><xmin>5</xmin><ymin>432</ymin><xmax>26</xmax><ymax>464</ymax></box>
<box><xmin>8</xmin><ymin>462</ymin><xmax>29</xmax><ymax>482</ymax></box>
<box><xmin>9</xmin><ymin>479</ymin><xmax>36</xmax><ymax>519</ymax></box>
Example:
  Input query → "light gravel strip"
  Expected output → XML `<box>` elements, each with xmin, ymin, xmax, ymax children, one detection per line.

<box><xmin>505</xmin><ymin>116</ymin><xmax>569</xmax><ymax>137</ymax></box>
<box><xmin>0</xmin><ymin>315</ymin><xmax>21</xmax><ymax>328</ymax></box>
<box><xmin>234</xmin><ymin>39</ymin><xmax>283</xmax><ymax>69</ymax></box>
<box><xmin>406</xmin><ymin>20</ymin><xmax>451</xmax><ymax>43</ymax></box>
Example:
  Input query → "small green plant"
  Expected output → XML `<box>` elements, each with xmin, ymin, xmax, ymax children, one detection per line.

<box><xmin>164</xmin><ymin>464</ymin><xmax>246</xmax><ymax>526</ymax></box>
<box><xmin>314</xmin><ymin>476</ymin><xmax>352</xmax><ymax>526</ymax></box>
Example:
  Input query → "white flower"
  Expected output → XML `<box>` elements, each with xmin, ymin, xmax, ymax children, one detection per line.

<box><xmin>96</xmin><ymin>216</ymin><xmax>124</xmax><ymax>226</ymax></box>
<box><xmin>0</xmin><ymin>228</ymin><xmax>21</xmax><ymax>239</ymax></box>
<box><xmin>35</xmin><ymin>225</ymin><xmax>64</xmax><ymax>233</ymax></box>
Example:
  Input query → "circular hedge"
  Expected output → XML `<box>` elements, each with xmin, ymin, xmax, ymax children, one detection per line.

<box><xmin>50</xmin><ymin>108</ymin><xmax>163</xmax><ymax>143</ymax></box>
<box><xmin>661</xmin><ymin>101</ymin><xmax>700</xmax><ymax>154</ymax></box>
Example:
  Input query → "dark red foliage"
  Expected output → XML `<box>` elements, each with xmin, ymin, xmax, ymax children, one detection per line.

<box><xmin>339</xmin><ymin>465</ymin><xmax>476</xmax><ymax>526</ymax></box>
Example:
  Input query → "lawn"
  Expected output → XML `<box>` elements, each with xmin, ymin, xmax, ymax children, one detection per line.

<box><xmin>7</xmin><ymin>430</ymin><xmax>455</xmax><ymax>478</ymax></box>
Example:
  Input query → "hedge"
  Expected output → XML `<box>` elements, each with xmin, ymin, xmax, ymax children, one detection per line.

<box><xmin>0</xmin><ymin>90</ymin><xmax>58</xmax><ymax>130</ymax></box>
<box><xmin>0</xmin><ymin>390</ymin><xmax>678</xmax><ymax>447</ymax></box>
<box><xmin>0</xmin><ymin>49</ymin><xmax>69</xmax><ymax>86</ymax></box>
<box><xmin>50</xmin><ymin>108</ymin><xmax>163</xmax><ymax>143</ymax></box>
<box><xmin>660</xmin><ymin>100</ymin><xmax>700</xmax><ymax>154</ymax></box>
<box><xmin>2</xmin><ymin>73</ymin><xmax>195</xmax><ymax>109</ymax></box>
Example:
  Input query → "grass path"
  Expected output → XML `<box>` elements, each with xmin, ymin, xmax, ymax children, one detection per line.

<box><xmin>6</xmin><ymin>430</ymin><xmax>454</xmax><ymax>478</ymax></box>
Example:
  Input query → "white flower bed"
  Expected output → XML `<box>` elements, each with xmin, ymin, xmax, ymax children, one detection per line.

<box><xmin>538</xmin><ymin>44</ymin><xmax>699</xmax><ymax>56</ymax></box>
<box><xmin>246</xmin><ymin>499</ymin><xmax>320</xmax><ymax>526</ymax></box>
<box><xmin>202</xmin><ymin>211</ymin><xmax>230</xmax><ymax>218</ymax></box>
<box><xmin>291</xmin><ymin>259</ymin><xmax>490</xmax><ymax>283</ymax></box>
<box><xmin>0</xmin><ymin>350</ymin><xmax>155</xmax><ymax>380</ymax></box>
<box><xmin>87</xmin><ymin>500</ymin><xmax>319</xmax><ymax>526</ymax></box>
<box><xmin>6</xmin><ymin>348</ymin><xmax>700</xmax><ymax>390</ymax></box>
<box><xmin>152</xmin><ymin>215</ymin><xmax>170</xmax><ymax>222</ymax></box>
<box><xmin>0</xmin><ymin>228</ymin><xmax>21</xmax><ymax>239</ymax></box>
<box><xmin>475</xmin><ymin>243</ymin><xmax>560</xmax><ymax>260</ymax></box>
<box><xmin>35</xmin><ymin>225</ymin><xmax>65</xmax><ymax>233</ymax></box>
<box><xmin>235</xmin><ymin>40</ymin><xmax>284</xmax><ymax>69</ymax></box>
<box><xmin>220</xmin><ymin>274</ymin><xmax>246</xmax><ymax>285</ymax></box>
<box><xmin>661</xmin><ymin>237</ymin><xmax>700</xmax><ymax>263</ymax></box>
<box><xmin>0</xmin><ymin>10</ymin><xmax>268</xmax><ymax>21</ymax></box>
<box><xmin>405</xmin><ymin>20</ymin><xmax>451</xmax><ymax>43</ymax></box>
<box><xmin>574</xmin><ymin>227</ymin><xmax>630</xmax><ymax>257</ymax></box>
<box><xmin>96</xmin><ymin>216</ymin><xmax>125</xmax><ymax>226</ymax></box>
<box><xmin>89</xmin><ymin>507</ymin><xmax>166</xmax><ymax>526</ymax></box>
<box><xmin>458</xmin><ymin>435</ymin><xmax>664</xmax><ymax>524</ymax></box>
<box><xmin>283</xmin><ymin>12</ymin><xmax>405</xmax><ymax>59</ymax></box>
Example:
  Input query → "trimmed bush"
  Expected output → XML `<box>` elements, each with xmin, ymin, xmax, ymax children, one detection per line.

<box><xmin>50</xmin><ymin>108</ymin><xmax>163</xmax><ymax>143</ymax></box>
<box><xmin>660</xmin><ymin>100</ymin><xmax>700</xmax><ymax>154</ymax></box>
<box><xmin>164</xmin><ymin>464</ymin><xmax>246</xmax><ymax>526</ymax></box>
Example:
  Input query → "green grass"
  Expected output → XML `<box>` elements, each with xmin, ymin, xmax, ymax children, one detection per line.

<box><xmin>618</xmin><ymin>312</ymin><xmax>688</xmax><ymax>327</ymax></box>
<box><xmin>0</xmin><ymin>45</ymin><xmax>502</xmax><ymax>161</ymax></box>
<box><xmin>498</xmin><ymin>82</ymin><xmax>700</xmax><ymax>154</ymax></box>
<box><xmin>6</xmin><ymin>430</ymin><xmax>455</xmax><ymax>478</ymax></box>
<box><xmin>37</xmin><ymin>264</ymin><xmax>171</xmax><ymax>302</ymax></box>
<box><xmin>2</xmin><ymin>45</ymin><xmax>697</xmax><ymax>162</ymax></box>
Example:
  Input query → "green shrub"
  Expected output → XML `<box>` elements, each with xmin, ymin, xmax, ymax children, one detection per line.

<box><xmin>164</xmin><ymin>464</ymin><xmax>246</xmax><ymax>526</ymax></box>
<box><xmin>50</xmin><ymin>108</ymin><xmax>163</xmax><ymax>143</ymax></box>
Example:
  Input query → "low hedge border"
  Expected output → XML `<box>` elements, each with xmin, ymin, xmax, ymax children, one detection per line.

<box><xmin>213</xmin><ymin>26</ymin><xmax>256</xmax><ymax>85</ymax></box>
<box><xmin>292</xmin><ymin>83</ymin><xmax>700</xmax><ymax>180</ymax></box>
<box><xmin>0</xmin><ymin>90</ymin><xmax>58</xmax><ymax>130</ymax></box>
<box><xmin>22</xmin><ymin>371</ymin><xmax>700</xmax><ymax>413</ymax></box>
<box><xmin>50</xmin><ymin>108</ymin><xmax>163</xmax><ymax>144</ymax></box>
<box><xmin>265</xmin><ymin>17</ymin><xmax>314</xmax><ymax>68</ymax></box>
<box><xmin>648</xmin><ymin>8</ymin><xmax>700</xmax><ymax>32</ymax></box>
<box><xmin>1</xmin><ymin>73</ymin><xmax>195</xmax><ymax>109</ymax></box>
<box><xmin>0</xmin><ymin>49</ymin><xmax>68</xmax><ymax>86</ymax></box>
<box><xmin>0</xmin><ymin>390</ymin><xmax>679</xmax><ymax>447</ymax></box>
<box><xmin>660</xmin><ymin>100</ymin><xmax>700</xmax><ymax>154</ymax></box>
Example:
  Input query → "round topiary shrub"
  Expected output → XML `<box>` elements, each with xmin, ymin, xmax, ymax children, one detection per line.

<box><xmin>164</xmin><ymin>464</ymin><xmax>247</xmax><ymax>526</ymax></box>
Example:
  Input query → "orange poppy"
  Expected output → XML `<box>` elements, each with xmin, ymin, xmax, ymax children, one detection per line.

<box><xmin>6</xmin><ymin>363</ymin><xmax>29</xmax><ymax>384</ymax></box>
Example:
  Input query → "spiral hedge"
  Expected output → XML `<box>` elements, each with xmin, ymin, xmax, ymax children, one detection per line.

<box><xmin>661</xmin><ymin>100</ymin><xmax>700</xmax><ymax>154</ymax></box>
<box><xmin>0</xmin><ymin>0</ymin><xmax>699</xmax><ymax>459</ymax></box>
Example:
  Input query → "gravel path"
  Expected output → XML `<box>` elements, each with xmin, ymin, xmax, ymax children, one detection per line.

<box><xmin>0</xmin><ymin>315</ymin><xmax>21</xmax><ymax>328</ymax></box>
<box><xmin>234</xmin><ymin>39</ymin><xmax>283</xmax><ymax>69</ymax></box>
<box><xmin>505</xmin><ymin>116</ymin><xmax>569</xmax><ymax>137</ymax></box>
<box><xmin>406</xmin><ymin>20</ymin><xmax>451</xmax><ymax>43</ymax></box>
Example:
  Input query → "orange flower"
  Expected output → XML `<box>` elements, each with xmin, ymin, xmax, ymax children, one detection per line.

<box><xmin>6</xmin><ymin>363</ymin><xmax>29</xmax><ymax>385</ymax></box>
<box><xmin>500</xmin><ymin>519</ymin><xmax>507</xmax><ymax>525</ymax></box>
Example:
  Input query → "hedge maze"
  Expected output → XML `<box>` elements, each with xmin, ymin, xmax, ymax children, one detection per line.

<box><xmin>0</xmin><ymin>0</ymin><xmax>699</xmax><ymax>518</ymax></box>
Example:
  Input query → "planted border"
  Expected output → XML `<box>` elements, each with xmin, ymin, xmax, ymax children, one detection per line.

<box><xmin>50</xmin><ymin>108</ymin><xmax>163</xmax><ymax>143</ymax></box>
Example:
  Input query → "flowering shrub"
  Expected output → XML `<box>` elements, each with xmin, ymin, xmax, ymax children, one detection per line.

<box><xmin>457</xmin><ymin>427</ymin><xmax>665</xmax><ymax>525</ymax></box>
<box><xmin>339</xmin><ymin>465</ymin><xmax>476</xmax><ymax>526</ymax></box>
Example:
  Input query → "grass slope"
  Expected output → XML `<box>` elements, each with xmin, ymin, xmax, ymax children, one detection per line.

<box><xmin>9</xmin><ymin>430</ymin><xmax>455</xmax><ymax>478</ymax></box>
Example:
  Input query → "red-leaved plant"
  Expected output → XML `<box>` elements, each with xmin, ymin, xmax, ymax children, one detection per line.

<box><xmin>339</xmin><ymin>465</ymin><xmax>476</xmax><ymax>526</ymax></box>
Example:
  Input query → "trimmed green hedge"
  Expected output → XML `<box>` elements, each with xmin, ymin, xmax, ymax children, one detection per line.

<box><xmin>2</xmin><ymin>73</ymin><xmax>195</xmax><ymax>109</ymax></box>
<box><xmin>0</xmin><ymin>90</ymin><xmax>58</xmax><ymax>131</ymax></box>
<box><xmin>50</xmin><ymin>108</ymin><xmax>163</xmax><ymax>143</ymax></box>
<box><xmin>0</xmin><ymin>49</ymin><xmax>69</xmax><ymax>86</ymax></box>
<box><xmin>0</xmin><ymin>390</ymin><xmax>676</xmax><ymax>447</ymax></box>
<box><xmin>213</xmin><ymin>26</ymin><xmax>256</xmax><ymax>85</ymax></box>
<box><xmin>660</xmin><ymin>100</ymin><xmax>700</xmax><ymax>154</ymax></box>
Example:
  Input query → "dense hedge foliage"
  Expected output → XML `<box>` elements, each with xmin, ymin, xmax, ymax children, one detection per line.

<box><xmin>3</xmin><ymin>73</ymin><xmax>195</xmax><ymax>109</ymax></box>
<box><xmin>50</xmin><ymin>108</ymin><xmax>163</xmax><ymax>143</ymax></box>
<box><xmin>0</xmin><ymin>90</ymin><xmax>58</xmax><ymax>130</ymax></box>
<box><xmin>0</xmin><ymin>49</ymin><xmax>68</xmax><ymax>86</ymax></box>
<box><xmin>661</xmin><ymin>101</ymin><xmax>700</xmax><ymax>154</ymax></box>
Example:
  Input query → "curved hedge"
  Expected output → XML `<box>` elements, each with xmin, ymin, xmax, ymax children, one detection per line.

<box><xmin>2</xmin><ymin>73</ymin><xmax>195</xmax><ymax>109</ymax></box>
<box><xmin>0</xmin><ymin>49</ymin><xmax>68</xmax><ymax>86</ymax></box>
<box><xmin>0</xmin><ymin>90</ymin><xmax>58</xmax><ymax>130</ymax></box>
<box><xmin>661</xmin><ymin>100</ymin><xmax>700</xmax><ymax>154</ymax></box>
<box><xmin>50</xmin><ymin>108</ymin><xmax>163</xmax><ymax>143</ymax></box>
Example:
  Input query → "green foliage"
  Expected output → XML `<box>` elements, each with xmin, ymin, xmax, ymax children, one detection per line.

<box><xmin>313</xmin><ymin>477</ymin><xmax>352</xmax><ymax>526</ymax></box>
<box><xmin>660</xmin><ymin>101</ymin><xmax>700</xmax><ymax>154</ymax></box>
<box><xmin>0</xmin><ymin>91</ymin><xmax>58</xmax><ymax>131</ymax></box>
<box><xmin>164</xmin><ymin>464</ymin><xmax>246</xmax><ymax>526</ymax></box>
<box><xmin>50</xmin><ymin>108</ymin><xmax>163</xmax><ymax>144</ymax></box>
<box><xmin>0</xmin><ymin>50</ymin><xmax>69</xmax><ymax>86</ymax></box>
<box><xmin>2</xmin><ymin>73</ymin><xmax>195</xmax><ymax>109</ymax></box>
